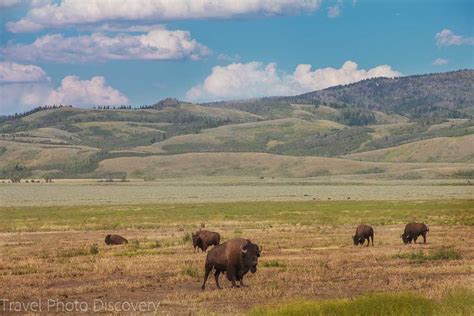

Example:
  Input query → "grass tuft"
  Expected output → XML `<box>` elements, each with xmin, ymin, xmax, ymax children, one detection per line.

<box><xmin>182</xmin><ymin>233</ymin><xmax>191</xmax><ymax>244</ymax></box>
<box><xmin>89</xmin><ymin>243</ymin><xmax>99</xmax><ymax>255</ymax></box>
<box><xmin>182</xmin><ymin>266</ymin><xmax>200</xmax><ymax>279</ymax></box>
<box><xmin>393</xmin><ymin>248</ymin><xmax>461</xmax><ymax>262</ymax></box>
<box><xmin>56</xmin><ymin>247</ymin><xmax>90</xmax><ymax>258</ymax></box>
<box><xmin>262</xmin><ymin>260</ymin><xmax>287</xmax><ymax>268</ymax></box>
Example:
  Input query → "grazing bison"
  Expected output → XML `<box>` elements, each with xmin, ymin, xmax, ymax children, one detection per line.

<box><xmin>192</xmin><ymin>230</ymin><xmax>220</xmax><ymax>252</ymax></box>
<box><xmin>401</xmin><ymin>223</ymin><xmax>429</xmax><ymax>244</ymax></box>
<box><xmin>202</xmin><ymin>238</ymin><xmax>261</xmax><ymax>290</ymax></box>
<box><xmin>353</xmin><ymin>224</ymin><xmax>374</xmax><ymax>247</ymax></box>
<box><xmin>104</xmin><ymin>234</ymin><xmax>128</xmax><ymax>245</ymax></box>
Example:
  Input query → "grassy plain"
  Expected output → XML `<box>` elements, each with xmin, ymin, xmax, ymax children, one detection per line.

<box><xmin>1</xmin><ymin>178</ymin><xmax>473</xmax><ymax>206</ymax></box>
<box><xmin>0</xmin><ymin>189</ymin><xmax>473</xmax><ymax>314</ymax></box>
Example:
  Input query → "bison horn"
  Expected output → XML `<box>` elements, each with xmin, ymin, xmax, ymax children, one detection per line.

<box><xmin>259</xmin><ymin>245</ymin><xmax>263</xmax><ymax>253</ymax></box>
<box><xmin>240</xmin><ymin>244</ymin><xmax>248</xmax><ymax>254</ymax></box>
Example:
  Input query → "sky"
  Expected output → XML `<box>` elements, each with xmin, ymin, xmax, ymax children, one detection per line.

<box><xmin>0</xmin><ymin>0</ymin><xmax>473</xmax><ymax>115</ymax></box>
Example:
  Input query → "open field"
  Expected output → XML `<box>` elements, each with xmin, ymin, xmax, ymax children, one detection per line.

<box><xmin>1</xmin><ymin>178</ymin><xmax>473</xmax><ymax>206</ymax></box>
<box><xmin>0</xmin><ymin>199</ymin><xmax>473</xmax><ymax>314</ymax></box>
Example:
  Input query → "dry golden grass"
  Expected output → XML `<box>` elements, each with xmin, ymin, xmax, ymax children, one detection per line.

<box><xmin>95</xmin><ymin>151</ymin><xmax>474</xmax><ymax>179</ymax></box>
<box><xmin>0</xmin><ymin>140</ymin><xmax>99</xmax><ymax>169</ymax></box>
<box><xmin>1</xmin><ymin>219</ymin><xmax>473</xmax><ymax>314</ymax></box>
<box><xmin>345</xmin><ymin>134</ymin><xmax>474</xmax><ymax>163</ymax></box>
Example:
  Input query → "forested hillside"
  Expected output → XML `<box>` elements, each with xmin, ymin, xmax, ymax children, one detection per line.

<box><xmin>0</xmin><ymin>70</ymin><xmax>472</xmax><ymax>180</ymax></box>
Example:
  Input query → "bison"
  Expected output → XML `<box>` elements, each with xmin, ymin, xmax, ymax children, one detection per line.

<box><xmin>353</xmin><ymin>224</ymin><xmax>374</xmax><ymax>247</ymax></box>
<box><xmin>192</xmin><ymin>230</ymin><xmax>220</xmax><ymax>252</ymax></box>
<box><xmin>401</xmin><ymin>223</ymin><xmax>429</xmax><ymax>244</ymax></box>
<box><xmin>201</xmin><ymin>238</ymin><xmax>261</xmax><ymax>290</ymax></box>
<box><xmin>104</xmin><ymin>234</ymin><xmax>128</xmax><ymax>245</ymax></box>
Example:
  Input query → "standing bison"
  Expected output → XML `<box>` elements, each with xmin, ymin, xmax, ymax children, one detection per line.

<box><xmin>104</xmin><ymin>234</ymin><xmax>128</xmax><ymax>245</ymax></box>
<box><xmin>192</xmin><ymin>230</ymin><xmax>220</xmax><ymax>252</ymax></box>
<box><xmin>401</xmin><ymin>223</ymin><xmax>429</xmax><ymax>244</ymax></box>
<box><xmin>353</xmin><ymin>224</ymin><xmax>374</xmax><ymax>247</ymax></box>
<box><xmin>201</xmin><ymin>238</ymin><xmax>261</xmax><ymax>290</ymax></box>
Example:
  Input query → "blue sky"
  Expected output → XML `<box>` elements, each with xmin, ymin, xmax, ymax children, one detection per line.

<box><xmin>0</xmin><ymin>0</ymin><xmax>473</xmax><ymax>114</ymax></box>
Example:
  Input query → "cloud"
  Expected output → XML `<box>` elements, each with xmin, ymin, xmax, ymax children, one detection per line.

<box><xmin>0</xmin><ymin>0</ymin><xmax>21</xmax><ymax>8</ymax></box>
<box><xmin>0</xmin><ymin>83</ymin><xmax>52</xmax><ymax>114</ymax></box>
<box><xmin>0</xmin><ymin>64</ymin><xmax>129</xmax><ymax>114</ymax></box>
<box><xmin>44</xmin><ymin>76</ymin><xmax>129</xmax><ymax>106</ymax></box>
<box><xmin>0</xmin><ymin>61</ymin><xmax>50</xmax><ymax>83</ymax></box>
<box><xmin>435</xmin><ymin>28</ymin><xmax>474</xmax><ymax>47</ymax></box>
<box><xmin>432</xmin><ymin>58</ymin><xmax>449</xmax><ymax>66</ymax></box>
<box><xmin>186</xmin><ymin>60</ymin><xmax>401</xmax><ymax>102</ymax></box>
<box><xmin>327</xmin><ymin>4</ymin><xmax>341</xmax><ymax>18</ymax></box>
<box><xmin>1</xmin><ymin>27</ymin><xmax>210</xmax><ymax>63</ymax></box>
<box><xmin>7</xmin><ymin>0</ymin><xmax>321</xmax><ymax>33</ymax></box>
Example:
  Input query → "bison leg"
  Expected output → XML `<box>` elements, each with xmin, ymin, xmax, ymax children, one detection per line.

<box><xmin>214</xmin><ymin>270</ymin><xmax>222</xmax><ymax>289</ymax></box>
<box><xmin>414</xmin><ymin>236</ymin><xmax>418</xmax><ymax>244</ymax></box>
<box><xmin>371</xmin><ymin>235</ymin><xmax>374</xmax><ymax>246</ymax></box>
<box><xmin>422</xmin><ymin>232</ymin><xmax>427</xmax><ymax>244</ymax></box>
<box><xmin>201</xmin><ymin>265</ymin><xmax>212</xmax><ymax>290</ymax></box>
<box><xmin>239</xmin><ymin>278</ymin><xmax>248</xmax><ymax>287</ymax></box>
<box><xmin>228</xmin><ymin>266</ymin><xmax>239</xmax><ymax>288</ymax></box>
<box><xmin>366</xmin><ymin>237</ymin><xmax>370</xmax><ymax>247</ymax></box>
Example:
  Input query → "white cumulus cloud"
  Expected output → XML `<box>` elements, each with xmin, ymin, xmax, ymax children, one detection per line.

<box><xmin>1</xmin><ymin>27</ymin><xmax>210</xmax><ymax>63</ymax></box>
<box><xmin>435</xmin><ymin>28</ymin><xmax>474</xmax><ymax>47</ymax></box>
<box><xmin>7</xmin><ymin>0</ymin><xmax>321</xmax><ymax>33</ymax></box>
<box><xmin>186</xmin><ymin>60</ymin><xmax>401</xmax><ymax>102</ymax></box>
<box><xmin>0</xmin><ymin>61</ymin><xmax>50</xmax><ymax>83</ymax></box>
<box><xmin>44</xmin><ymin>76</ymin><xmax>129</xmax><ymax>106</ymax></box>
<box><xmin>0</xmin><ymin>63</ymin><xmax>129</xmax><ymax>114</ymax></box>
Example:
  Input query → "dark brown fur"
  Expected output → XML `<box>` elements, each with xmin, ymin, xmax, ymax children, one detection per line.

<box><xmin>201</xmin><ymin>238</ymin><xmax>261</xmax><ymax>290</ymax></box>
<box><xmin>353</xmin><ymin>224</ymin><xmax>374</xmax><ymax>247</ymax></box>
<box><xmin>192</xmin><ymin>230</ymin><xmax>220</xmax><ymax>252</ymax></box>
<box><xmin>104</xmin><ymin>234</ymin><xmax>128</xmax><ymax>245</ymax></box>
<box><xmin>401</xmin><ymin>223</ymin><xmax>429</xmax><ymax>244</ymax></box>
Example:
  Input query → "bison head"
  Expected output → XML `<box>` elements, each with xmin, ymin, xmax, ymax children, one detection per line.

<box><xmin>352</xmin><ymin>235</ymin><xmax>358</xmax><ymax>245</ymax></box>
<box><xmin>401</xmin><ymin>233</ymin><xmax>411</xmax><ymax>244</ymax></box>
<box><xmin>352</xmin><ymin>235</ymin><xmax>364</xmax><ymax>245</ymax></box>
<box><xmin>241</xmin><ymin>242</ymin><xmax>261</xmax><ymax>273</ymax></box>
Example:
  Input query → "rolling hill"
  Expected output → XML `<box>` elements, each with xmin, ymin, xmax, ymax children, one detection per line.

<box><xmin>0</xmin><ymin>70</ymin><xmax>472</xmax><ymax>180</ymax></box>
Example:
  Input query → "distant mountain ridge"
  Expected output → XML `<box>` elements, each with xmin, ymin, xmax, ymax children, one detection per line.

<box><xmin>205</xmin><ymin>70</ymin><xmax>474</xmax><ymax>119</ymax></box>
<box><xmin>0</xmin><ymin>70</ymin><xmax>472</xmax><ymax>180</ymax></box>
